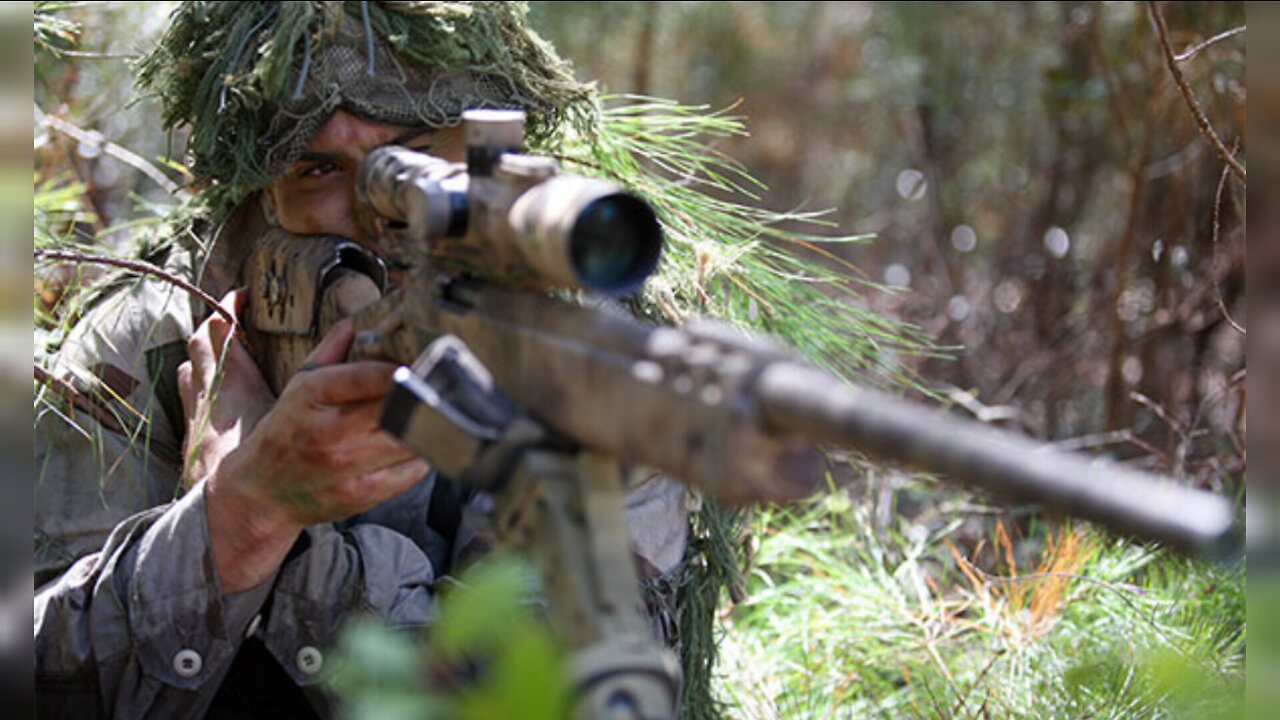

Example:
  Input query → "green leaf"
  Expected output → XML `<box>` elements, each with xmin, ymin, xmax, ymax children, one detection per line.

<box><xmin>457</xmin><ymin>628</ymin><xmax>567</xmax><ymax>720</ymax></box>
<box><xmin>429</xmin><ymin>555</ymin><xmax>539</xmax><ymax>656</ymax></box>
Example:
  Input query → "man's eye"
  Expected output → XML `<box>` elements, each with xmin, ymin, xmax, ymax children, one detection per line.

<box><xmin>297</xmin><ymin>162</ymin><xmax>341</xmax><ymax>179</ymax></box>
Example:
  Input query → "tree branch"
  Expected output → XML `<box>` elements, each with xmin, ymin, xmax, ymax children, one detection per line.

<box><xmin>1211</xmin><ymin>147</ymin><xmax>1246</xmax><ymax>335</ymax></box>
<box><xmin>1175</xmin><ymin>25</ymin><xmax>1245</xmax><ymax>63</ymax></box>
<box><xmin>35</xmin><ymin>104</ymin><xmax>189</xmax><ymax>195</ymax></box>
<box><xmin>34</xmin><ymin>248</ymin><xmax>250</xmax><ymax>348</ymax></box>
<box><xmin>44</xmin><ymin>48</ymin><xmax>141</xmax><ymax>60</ymax></box>
<box><xmin>1146</xmin><ymin>1</ymin><xmax>1246</xmax><ymax>183</ymax></box>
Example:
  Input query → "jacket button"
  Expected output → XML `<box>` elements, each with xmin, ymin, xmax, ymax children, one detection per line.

<box><xmin>295</xmin><ymin>646</ymin><xmax>324</xmax><ymax>675</ymax></box>
<box><xmin>173</xmin><ymin>649</ymin><xmax>202</xmax><ymax>678</ymax></box>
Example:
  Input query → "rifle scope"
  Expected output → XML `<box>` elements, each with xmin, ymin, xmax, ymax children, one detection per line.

<box><xmin>358</xmin><ymin>110</ymin><xmax>662</xmax><ymax>296</ymax></box>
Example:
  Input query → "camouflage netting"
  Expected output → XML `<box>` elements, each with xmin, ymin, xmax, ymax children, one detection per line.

<box><xmin>135</xmin><ymin>1</ymin><xmax>597</xmax><ymax>218</ymax></box>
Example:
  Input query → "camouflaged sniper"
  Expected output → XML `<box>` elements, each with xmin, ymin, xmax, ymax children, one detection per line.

<box><xmin>133</xmin><ymin>6</ymin><xmax>735</xmax><ymax>717</ymax></box>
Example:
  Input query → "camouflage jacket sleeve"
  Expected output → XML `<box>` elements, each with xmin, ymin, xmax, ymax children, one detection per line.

<box><xmin>35</xmin><ymin>480</ymin><xmax>437</xmax><ymax>720</ymax></box>
<box><xmin>36</xmin><ymin>265</ymin><xmax>195</xmax><ymax>585</ymax></box>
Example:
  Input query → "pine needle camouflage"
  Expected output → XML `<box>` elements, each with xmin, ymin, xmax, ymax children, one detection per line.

<box><xmin>136</xmin><ymin>1</ymin><xmax>595</xmax><ymax>217</ymax></box>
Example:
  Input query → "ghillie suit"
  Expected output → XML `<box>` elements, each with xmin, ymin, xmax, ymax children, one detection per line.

<box><xmin>38</xmin><ymin>3</ymin><xmax>928</xmax><ymax>718</ymax></box>
<box><xmin>137</xmin><ymin>5</ymin><xmax>755</xmax><ymax>717</ymax></box>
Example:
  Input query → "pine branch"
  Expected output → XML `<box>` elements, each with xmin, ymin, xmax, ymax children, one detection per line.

<box><xmin>576</xmin><ymin>97</ymin><xmax>936</xmax><ymax>390</ymax></box>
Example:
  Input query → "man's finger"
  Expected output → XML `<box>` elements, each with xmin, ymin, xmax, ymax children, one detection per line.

<box><xmin>294</xmin><ymin>360</ymin><xmax>397</xmax><ymax>404</ymax></box>
<box><xmin>352</xmin><ymin>457</ymin><xmax>432</xmax><ymax>508</ymax></box>
<box><xmin>333</xmin><ymin>397</ymin><xmax>394</xmax><ymax>431</ymax></box>
<box><xmin>186</xmin><ymin>315</ymin><xmax>219</xmax><ymax>367</ymax></box>
<box><xmin>207</xmin><ymin>315</ymin><xmax>233</xmax><ymax>358</ymax></box>
<box><xmin>361</xmin><ymin>427</ymin><xmax>419</xmax><ymax>459</ymax></box>
<box><xmin>177</xmin><ymin>360</ymin><xmax>194</xmax><ymax>419</ymax></box>
<box><xmin>188</xmin><ymin>289</ymin><xmax>246</xmax><ymax>368</ymax></box>
<box><xmin>328</xmin><ymin>431</ymin><xmax>419</xmax><ymax>472</ymax></box>
<box><xmin>305</xmin><ymin>317</ymin><xmax>355</xmax><ymax>368</ymax></box>
<box><xmin>223</xmin><ymin>288</ymin><xmax>249</xmax><ymax>317</ymax></box>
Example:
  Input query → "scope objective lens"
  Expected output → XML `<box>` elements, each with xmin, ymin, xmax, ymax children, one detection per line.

<box><xmin>569</xmin><ymin>194</ymin><xmax>662</xmax><ymax>296</ymax></box>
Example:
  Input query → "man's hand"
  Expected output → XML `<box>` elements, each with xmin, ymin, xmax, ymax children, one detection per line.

<box><xmin>183</xmin><ymin>300</ymin><xmax>429</xmax><ymax>594</ymax></box>
<box><xmin>178</xmin><ymin>289</ymin><xmax>275</xmax><ymax>488</ymax></box>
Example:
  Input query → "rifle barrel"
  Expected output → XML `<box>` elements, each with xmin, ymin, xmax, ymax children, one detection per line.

<box><xmin>757</xmin><ymin>362</ymin><xmax>1241</xmax><ymax>561</ymax></box>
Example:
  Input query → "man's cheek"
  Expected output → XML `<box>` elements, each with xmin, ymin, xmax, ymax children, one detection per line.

<box><xmin>281</xmin><ymin>205</ymin><xmax>345</xmax><ymax>238</ymax></box>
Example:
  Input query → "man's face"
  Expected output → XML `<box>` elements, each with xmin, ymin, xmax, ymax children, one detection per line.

<box><xmin>265</xmin><ymin>109</ymin><xmax>466</xmax><ymax>253</ymax></box>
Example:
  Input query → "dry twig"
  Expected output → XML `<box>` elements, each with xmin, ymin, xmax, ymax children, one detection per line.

<box><xmin>1175</xmin><ymin>25</ymin><xmax>1245</xmax><ymax>63</ymax></box>
<box><xmin>1146</xmin><ymin>1</ymin><xmax>1246</xmax><ymax>183</ymax></box>
<box><xmin>35</xmin><ymin>105</ymin><xmax>188</xmax><ymax>194</ymax></box>
<box><xmin>1211</xmin><ymin>147</ymin><xmax>1246</xmax><ymax>335</ymax></box>
<box><xmin>34</xmin><ymin>248</ymin><xmax>250</xmax><ymax>348</ymax></box>
<box><xmin>44</xmin><ymin>48</ymin><xmax>141</xmax><ymax>60</ymax></box>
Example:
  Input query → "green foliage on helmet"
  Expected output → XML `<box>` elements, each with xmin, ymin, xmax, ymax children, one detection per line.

<box><xmin>136</xmin><ymin>1</ymin><xmax>597</xmax><ymax>218</ymax></box>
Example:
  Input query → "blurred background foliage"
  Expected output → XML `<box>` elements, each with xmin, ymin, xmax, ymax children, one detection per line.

<box><xmin>35</xmin><ymin>2</ymin><xmax>1246</xmax><ymax>718</ymax></box>
<box><xmin>533</xmin><ymin>1</ymin><xmax>1245</xmax><ymax>473</ymax></box>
